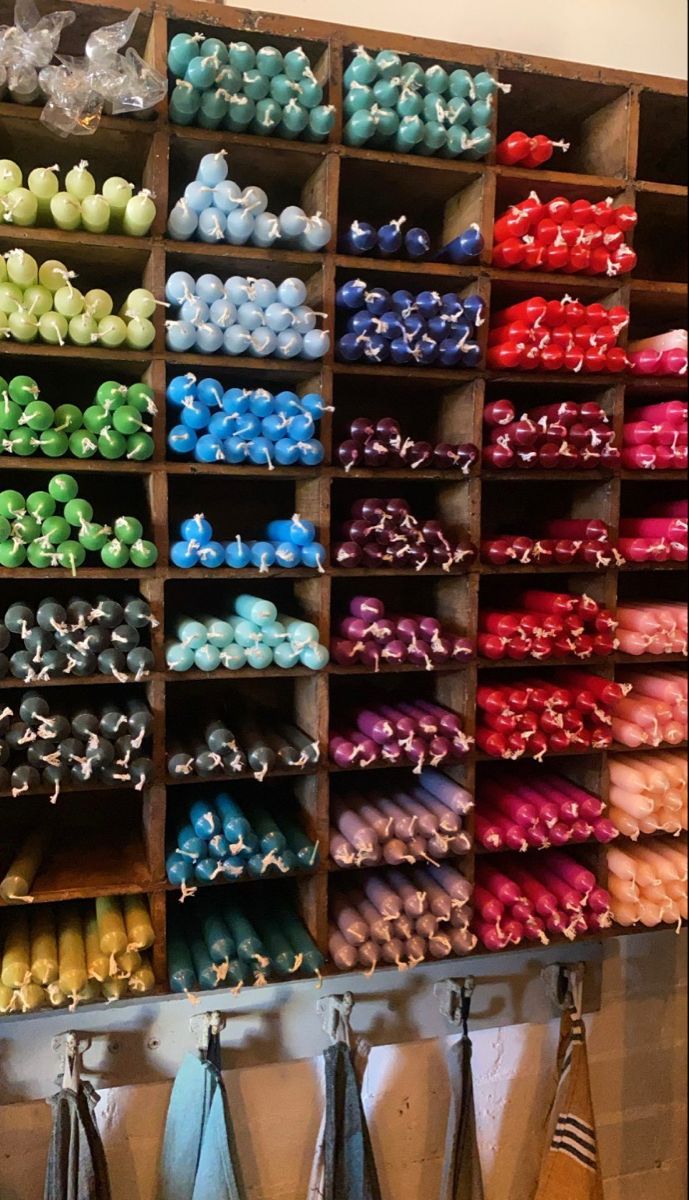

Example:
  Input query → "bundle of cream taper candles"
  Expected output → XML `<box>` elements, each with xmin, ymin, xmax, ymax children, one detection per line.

<box><xmin>608</xmin><ymin>751</ymin><xmax>687</xmax><ymax>838</ymax></box>
<box><xmin>607</xmin><ymin>839</ymin><xmax>687</xmax><ymax>928</ymax></box>
<box><xmin>0</xmin><ymin>895</ymin><xmax>155</xmax><ymax>1014</ymax></box>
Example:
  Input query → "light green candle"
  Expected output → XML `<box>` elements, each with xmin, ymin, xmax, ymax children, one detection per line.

<box><xmin>125</xmin><ymin>317</ymin><xmax>155</xmax><ymax>349</ymax></box>
<box><xmin>27</xmin><ymin>164</ymin><xmax>60</xmax><ymax>220</ymax></box>
<box><xmin>97</xmin><ymin>316</ymin><xmax>128</xmax><ymax>348</ymax></box>
<box><xmin>23</xmin><ymin>285</ymin><xmax>53</xmax><ymax>317</ymax></box>
<box><xmin>84</xmin><ymin>289</ymin><xmax>113</xmax><ymax>320</ymax></box>
<box><xmin>68</xmin><ymin>313</ymin><xmax>98</xmax><ymax>347</ymax></box>
<box><xmin>122</xmin><ymin>288</ymin><xmax>157</xmax><ymax>320</ymax></box>
<box><xmin>3</xmin><ymin>187</ymin><xmax>38</xmax><ymax>226</ymax></box>
<box><xmin>50</xmin><ymin>192</ymin><xmax>82</xmax><ymax>231</ymax></box>
<box><xmin>38</xmin><ymin>312</ymin><xmax>68</xmax><ymax>346</ymax></box>
<box><xmin>102</xmin><ymin>176</ymin><xmax>134</xmax><ymax>229</ymax></box>
<box><xmin>123</xmin><ymin>191</ymin><xmax>156</xmax><ymax>237</ymax></box>
<box><xmin>8</xmin><ymin>309</ymin><xmax>39</xmax><ymax>343</ymax></box>
<box><xmin>6</xmin><ymin>249</ymin><xmax>37</xmax><ymax>288</ymax></box>
<box><xmin>54</xmin><ymin>285</ymin><xmax>84</xmax><ymax>318</ymax></box>
<box><xmin>0</xmin><ymin>159</ymin><xmax>22</xmax><ymax>195</ymax></box>
<box><xmin>81</xmin><ymin>194</ymin><xmax>111</xmax><ymax>234</ymax></box>
<box><xmin>38</xmin><ymin>259</ymin><xmax>69</xmax><ymax>292</ymax></box>
<box><xmin>65</xmin><ymin>160</ymin><xmax>96</xmax><ymax>201</ymax></box>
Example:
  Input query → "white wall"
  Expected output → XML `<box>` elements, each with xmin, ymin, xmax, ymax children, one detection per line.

<box><xmin>226</xmin><ymin>0</ymin><xmax>689</xmax><ymax>79</ymax></box>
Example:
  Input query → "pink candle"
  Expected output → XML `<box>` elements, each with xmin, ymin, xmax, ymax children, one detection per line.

<box><xmin>385</xmin><ymin>869</ymin><xmax>428</xmax><ymax>918</ymax></box>
<box><xmin>362</xmin><ymin>876</ymin><xmax>403</xmax><ymax>919</ymax></box>
<box><xmin>329</xmin><ymin>927</ymin><xmax>360</xmax><ymax>970</ymax></box>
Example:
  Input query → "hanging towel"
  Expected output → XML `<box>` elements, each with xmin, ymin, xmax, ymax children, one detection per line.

<box><xmin>43</xmin><ymin>1047</ymin><xmax>112</xmax><ymax>1200</ymax></box>
<box><xmin>157</xmin><ymin>1031</ymin><xmax>246</xmax><ymax>1200</ymax></box>
<box><xmin>308</xmin><ymin>994</ymin><xmax>382</xmax><ymax>1200</ymax></box>
<box><xmin>439</xmin><ymin>985</ymin><xmax>485</xmax><ymax>1200</ymax></box>
<box><xmin>533</xmin><ymin>968</ymin><xmax>604</xmax><ymax>1200</ymax></box>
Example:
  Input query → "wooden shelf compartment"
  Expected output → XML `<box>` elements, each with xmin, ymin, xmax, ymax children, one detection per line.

<box><xmin>632</xmin><ymin>190</ymin><xmax>689</xmax><ymax>283</ymax></box>
<box><xmin>637</xmin><ymin>90</ymin><xmax>689</xmax><ymax>187</ymax></box>
<box><xmin>480</xmin><ymin>472</ymin><xmax>619</xmax><ymax>546</ymax></box>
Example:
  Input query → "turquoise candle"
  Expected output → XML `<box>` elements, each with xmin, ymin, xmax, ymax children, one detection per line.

<box><xmin>277</xmin><ymin>813</ymin><xmax>319</xmax><ymax>867</ymax></box>
<box><xmin>221</xmin><ymin>905</ymin><xmax>268</xmax><ymax>966</ymax></box>
<box><xmin>394</xmin><ymin>115</ymin><xmax>425</xmax><ymax>153</ymax></box>
<box><xmin>308</xmin><ymin>104</ymin><xmax>336</xmax><ymax>140</ymax></box>
<box><xmin>188</xmin><ymin>929</ymin><xmax>220</xmax><ymax>989</ymax></box>
<box><xmin>280</xmin><ymin>909</ymin><xmax>324</xmax><ymax>975</ymax></box>
<box><xmin>235</xmin><ymin>594</ymin><xmax>278</xmax><ymax>625</ymax></box>
<box><xmin>169</xmin><ymin>81</ymin><xmax>201</xmax><ymax>125</ymax></box>
<box><xmin>254</xmin><ymin>914</ymin><xmax>299</xmax><ymax>975</ymax></box>
<box><xmin>201</xmin><ymin>912</ymin><xmax>236</xmax><ymax>965</ymax></box>
<box><xmin>199</xmin><ymin>89</ymin><xmax>230</xmax><ymax>129</ymax></box>
<box><xmin>251</xmin><ymin>805</ymin><xmax>287</xmax><ymax>855</ymax></box>
<box><xmin>168</xmin><ymin>933</ymin><xmax>197</xmax><ymax>993</ymax></box>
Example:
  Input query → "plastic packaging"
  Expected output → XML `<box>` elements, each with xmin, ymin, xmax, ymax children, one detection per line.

<box><xmin>0</xmin><ymin>0</ymin><xmax>74</xmax><ymax>103</ymax></box>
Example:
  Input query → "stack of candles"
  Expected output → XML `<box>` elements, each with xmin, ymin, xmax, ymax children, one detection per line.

<box><xmin>329</xmin><ymin>700</ymin><xmax>473</xmax><ymax>771</ymax></box>
<box><xmin>167</xmin><ymin>375</ymin><xmax>326</xmax><ymax>469</ymax></box>
<box><xmin>476</xmin><ymin>671</ymin><xmax>620</xmax><ymax>760</ymax></box>
<box><xmin>330</xmin><ymin>864</ymin><xmax>475</xmax><ymax>972</ymax></box>
<box><xmin>0</xmin><ymin>6</ymin><xmax>72</xmax><ymax>107</ymax></box>
<box><xmin>0</xmin><ymin>158</ymin><xmax>156</xmax><ymax>235</ymax></box>
<box><xmin>167</xmin><ymin>150</ymin><xmax>331</xmax><ymax>250</ymax></box>
<box><xmin>340</xmin><ymin>215</ymin><xmax>484</xmax><ymax>266</ymax></box>
<box><xmin>165</xmin><ymin>593</ymin><xmax>328</xmax><ymax>673</ymax></box>
<box><xmin>478</xmin><ymin>588</ymin><xmax>618</xmax><ymax>662</ymax></box>
<box><xmin>475</xmin><ymin>769</ymin><xmax>617</xmax><ymax>852</ymax></box>
<box><xmin>608</xmin><ymin>751</ymin><xmax>687</xmax><ymax>838</ymax></box>
<box><xmin>343</xmin><ymin>50</ymin><xmax>500</xmax><ymax>159</ymax></box>
<box><xmin>486</xmin><ymin>295</ymin><xmax>629</xmax><ymax>374</ymax></box>
<box><xmin>482</xmin><ymin>395</ymin><xmax>620</xmax><ymax>471</ymax></box>
<box><xmin>330</xmin><ymin>593</ymin><xmax>473</xmax><ymax>671</ymax></box>
<box><xmin>166</xmin><ymin>789</ymin><xmax>319</xmax><ymax>890</ymax></box>
<box><xmin>170</xmin><ymin>512</ymin><xmax>326</xmax><ymax>573</ymax></box>
<box><xmin>491</xmin><ymin>192</ymin><xmax>638</xmax><ymax>276</ymax></box>
<box><xmin>336</xmin><ymin>279</ymin><xmax>484</xmax><ymax>367</ymax></box>
<box><xmin>627</xmin><ymin>330</ymin><xmax>688</xmax><ymax>377</ymax></box>
<box><xmin>608</xmin><ymin>840</ymin><xmax>687</xmax><ymax>927</ymax></box>
<box><xmin>332</xmin><ymin>495</ymin><xmax>477</xmax><ymax>572</ymax></box>
<box><xmin>0</xmin><ymin>896</ymin><xmax>155</xmax><ymax>1014</ymax></box>
<box><xmin>167</xmin><ymin>35</ymin><xmax>335</xmax><ymax>142</ymax></box>
<box><xmin>169</xmin><ymin>892</ymin><xmax>324</xmax><ymax>994</ymax></box>
<box><xmin>473</xmin><ymin>854</ymin><xmax>612</xmax><ymax>949</ymax></box>
<box><xmin>0</xmin><ymin>250</ymin><xmax>157</xmax><ymax>349</ymax></box>
<box><xmin>482</xmin><ymin>518</ymin><xmax>620</xmax><ymax>569</ymax></box>
<box><xmin>0</xmin><ymin>593</ymin><xmax>155</xmax><ymax>684</ymax></box>
<box><xmin>164</xmin><ymin>270</ymin><xmax>329</xmax><ymax>360</ymax></box>
<box><xmin>0</xmin><ymin>475</ymin><xmax>157</xmax><ymax>572</ymax></box>
<box><xmin>330</xmin><ymin>769</ymin><xmax>473</xmax><ymax>867</ymax></box>
<box><xmin>495</xmin><ymin>131</ymin><xmax>570</xmax><ymax>169</ymax></box>
<box><xmin>622</xmin><ymin>399</ymin><xmax>688</xmax><ymax>471</ymax></box>
<box><xmin>0</xmin><ymin>693</ymin><xmax>153</xmax><ymax>799</ymax></box>
<box><xmin>336</xmin><ymin>414</ymin><xmax>479</xmax><ymax>473</ymax></box>
<box><xmin>167</xmin><ymin>710</ymin><xmax>319</xmax><ymax>783</ymax></box>
<box><xmin>619</xmin><ymin>501</ymin><xmax>688</xmax><ymax>564</ymax></box>
<box><xmin>615</xmin><ymin>601</ymin><xmax>687</xmax><ymax>657</ymax></box>
<box><xmin>0</xmin><ymin>375</ymin><xmax>155</xmax><ymax>463</ymax></box>
<box><xmin>611</xmin><ymin>669</ymin><xmax>687</xmax><ymax>749</ymax></box>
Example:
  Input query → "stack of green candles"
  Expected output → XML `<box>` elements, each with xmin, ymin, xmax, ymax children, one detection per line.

<box><xmin>168</xmin><ymin>889</ymin><xmax>324</xmax><ymax>994</ymax></box>
<box><xmin>167</xmin><ymin>33</ymin><xmax>336</xmax><ymax>141</ymax></box>
<box><xmin>0</xmin><ymin>473</ymin><xmax>158</xmax><ymax>572</ymax></box>
<box><xmin>0</xmin><ymin>896</ymin><xmax>156</xmax><ymax>1014</ymax></box>
<box><xmin>0</xmin><ymin>375</ymin><xmax>155</xmax><ymax>461</ymax></box>
<box><xmin>0</xmin><ymin>158</ymin><xmax>156</xmax><ymax>235</ymax></box>
<box><xmin>166</xmin><ymin>594</ymin><xmax>329</xmax><ymax>673</ymax></box>
<box><xmin>0</xmin><ymin>250</ymin><xmax>158</xmax><ymax>348</ymax></box>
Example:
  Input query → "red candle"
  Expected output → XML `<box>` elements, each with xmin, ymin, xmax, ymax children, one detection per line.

<box><xmin>495</xmin><ymin>130</ymin><xmax>532</xmax><ymax>164</ymax></box>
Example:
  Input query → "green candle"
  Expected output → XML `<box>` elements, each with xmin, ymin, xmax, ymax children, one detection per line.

<box><xmin>6</xmin><ymin>249</ymin><xmax>37</xmax><ymax>288</ymax></box>
<box><xmin>8</xmin><ymin>375</ymin><xmax>38</xmax><ymax>405</ymax></box>
<box><xmin>13</xmin><ymin>513</ymin><xmax>41</xmax><ymax>543</ymax></box>
<box><xmin>112</xmin><ymin>405</ymin><xmax>145</xmax><ymax>436</ymax></box>
<box><xmin>4</xmin><ymin>187</ymin><xmax>38</xmax><ymax>226</ymax></box>
<box><xmin>0</xmin><ymin>489</ymin><xmax>25</xmax><ymax>518</ymax></box>
<box><xmin>57</xmin><ymin>540</ymin><xmax>86</xmax><ymax>574</ymax></box>
<box><xmin>0</xmin><ymin>540</ymin><xmax>26</xmax><ymax>567</ymax></box>
<box><xmin>129</xmin><ymin>538</ymin><xmax>158</xmax><ymax>568</ymax></box>
<box><xmin>84</xmin><ymin>289</ymin><xmax>113</xmax><ymax>321</ymax></box>
<box><xmin>98</xmin><ymin>428</ymin><xmax>127</xmax><ymax>459</ymax></box>
<box><xmin>81</xmin><ymin>195</ymin><xmax>111</xmax><ymax>234</ymax></box>
<box><xmin>53</xmin><ymin>403</ymin><xmax>83</xmax><ymax>433</ymax></box>
<box><xmin>27</xmin><ymin>490</ymin><xmax>56</xmax><ymax>519</ymax></box>
<box><xmin>41</xmin><ymin>515</ymin><xmax>70</xmax><ymax>544</ymax></box>
<box><xmin>70</xmin><ymin>431</ymin><xmax>98</xmax><ymax>459</ymax></box>
<box><xmin>36</xmin><ymin>430</ymin><xmax>68</xmax><ymax>458</ymax></box>
<box><xmin>127</xmin><ymin>382</ymin><xmax>155</xmax><ymax>413</ymax></box>
<box><xmin>0</xmin><ymin>396</ymin><xmax>20</xmax><ymax>431</ymax></box>
<box><xmin>27</xmin><ymin>541</ymin><xmax>54</xmax><ymax>568</ymax></box>
<box><xmin>38</xmin><ymin>312</ymin><xmax>68</xmax><ymax>346</ymax></box>
<box><xmin>78</xmin><ymin>520</ymin><xmax>109</xmax><ymax>551</ymax></box>
<box><xmin>19</xmin><ymin>399</ymin><xmax>53</xmax><ymax>430</ymax></box>
<box><xmin>83</xmin><ymin>405</ymin><xmax>111</xmax><ymax>434</ymax></box>
<box><xmin>101</xmin><ymin>539</ymin><xmax>130</xmax><ymax>569</ymax></box>
<box><xmin>7</xmin><ymin>428</ymin><xmax>36</xmax><ymax>455</ymax></box>
<box><xmin>50</xmin><ymin>192</ymin><xmax>82</xmax><ymax>231</ymax></box>
<box><xmin>97</xmin><ymin>316</ymin><xmax>128</xmax><ymax>348</ymax></box>
<box><xmin>64</xmin><ymin>498</ymin><xmax>93</xmax><ymax>526</ymax></box>
<box><xmin>49</xmin><ymin>473</ymin><xmax>78</xmax><ymax>502</ymax></box>
<box><xmin>96</xmin><ymin>381</ymin><xmax>127</xmax><ymax>409</ymax></box>
<box><xmin>65</xmin><ymin>160</ymin><xmax>96</xmax><ymax>201</ymax></box>
<box><xmin>113</xmin><ymin>515</ymin><xmax>143</xmax><ymax>544</ymax></box>
<box><xmin>126</xmin><ymin>432</ymin><xmax>154</xmax><ymax>461</ymax></box>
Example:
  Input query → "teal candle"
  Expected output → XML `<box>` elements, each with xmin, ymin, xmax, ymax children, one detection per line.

<box><xmin>168</xmin><ymin>31</ymin><xmax>204</xmax><ymax>75</ymax></box>
<box><xmin>198</xmin><ymin>89</ymin><xmax>230</xmax><ymax>129</ymax></box>
<box><xmin>201</xmin><ymin>913</ymin><xmax>236</xmax><ymax>965</ymax></box>
<box><xmin>185</xmin><ymin>54</ymin><xmax>221</xmax><ymax>91</ymax></box>
<box><xmin>168</xmin><ymin>933</ymin><xmax>198</xmax><ymax>993</ymax></box>
<box><xmin>463</xmin><ymin>125</ymin><xmax>495</xmax><ymax>160</ymax></box>
<box><xmin>344</xmin><ymin>109</ymin><xmax>376</xmax><ymax>146</ymax></box>
<box><xmin>344</xmin><ymin>83</ymin><xmax>373</xmax><ymax>115</ymax></box>
<box><xmin>308</xmin><ymin>104</ymin><xmax>336</xmax><ymax>140</ymax></box>
<box><xmin>229</xmin><ymin>41</ymin><xmax>256</xmax><ymax>72</ymax></box>
<box><xmin>253</xmin><ymin>97</ymin><xmax>282</xmax><ymax>135</ymax></box>
<box><xmin>252</xmin><ymin>805</ymin><xmax>287</xmax><ymax>855</ymax></box>
<box><xmin>280</xmin><ymin>909</ymin><xmax>324</xmax><ymax>975</ymax></box>
<box><xmin>256</xmin><ymin>45</ymin><xmax>283</xmax><ymax>77</ymax></box>
<box><xmin>470</xmin><ymin>97</ymin><xmax>494</xmax><ymax>127</ymax></box>
<box><xmin>394</xmin><ymin>115</ymin><xmax>425</xmax><ymax>153</ymax></box>
<box><xmin>224</xmin><ymin>94</ymin><xmax>255</xmax><ymax>131</ymax></box>
<box><xmin>418</xmin><ymin>121</ymin><xmax>447</xmax><ymax>155</ymax></box>
<box><xmin>188</xmin><ymin>930</ymin><xmax>219</xmax><ymax>990</ymax></box>
<box><xmin>253</xmin><ymin>914</ymin><xmax>299</xmax><ymax>975</ymax></box>
<box><xmin>397</xmin><ymin>88</ymin><xmax>423</xmax><ymax>118</ymax></box>
<box><xmin>243</xmin><ymin>68</ymin><xmax>270</xmax><ymax>100</ymax></box>
<box><xmin>277</xmin><ymin>813</ymin><xmax>319</xmax><ymax>867</ymax></box>
<box><xmin>373</xmin><ymin>107</ymin><xmax>399</xmax><ymax>139</ymax></box>
<box><xmin>344</xmin><ymin>48</ymin><xmax>377</xmax><ymax>87</ymax></box>
<box><xmin>221</xmin><ymin>905</ymin><xmax>267</xmax><ymax>966</ymax></box>
<box><xmin>169</xmin><ymin>82</ymin><xmax>201</xmax><ymax>126</ymax></box>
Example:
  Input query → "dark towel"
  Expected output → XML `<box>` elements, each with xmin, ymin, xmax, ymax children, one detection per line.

<box><xmin>44</xmin><ymin>1076</ymin><xmax>112</xmax><ymax>1200</ymax></box>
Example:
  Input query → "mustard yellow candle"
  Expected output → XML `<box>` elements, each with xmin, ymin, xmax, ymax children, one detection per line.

<box><xmin>17</xmin><ymin>981</ymin><xmax>45</xmax><ymax>1012</ymax></box>
<box><xmin>128</xmin><ymin>953</ymin><xmax>155</xmax><ymax>994</ymax></box>
<box><xmin>30</xmin><ymin>906</ymin><xmax>58</xmax><ymax>985</ymax></box>
<box><xmin>96</xmin><ymin>896</ymin><xmax>127</xmax><ymax>955</ymax></box>
<box><xmin>1</xmin><ymin>910</ymin><xmax>31</xmax><ymax>989</ymax></box>
<box><xmin>102</xmin><ymin>976</ymin><xmax>128</xmax><ymax>1002</ymax></box>
<box><xmin>57</xmin><ymin>906</ymin><xmax>88</xmax><ymax>1001</ymax></box>
<box><xmin>0</xmin><ymin>828</ymin><xmax>49</xmax><ymax>902</ymax></box>
<box><xmin>123</xmin><ymin>894</ymin><xmax>155</xmax><ymax>949</ymax></box>
<box><xmin>0</xmin><ymin>983</ymin><xmax>16</xmax><ymax>1013</ymax></box>
<box><xmin>79</xmin><ymin>978</ymin><xmax>102</xmax><ymax>1004</ymax></box>
<box><xmin>47</xmin><ymin>982</ymin><xmax>68</xmax><ymax>1008</ymax></box>
<box><xmin>114</xmin><ymin>947</ymin><xmax>142</xmax><ymax>977</ymax></box>
<box><xmin>83</xmin><ymin>910</ymin><xmax>110</xmax><ymax>982</ymax></box>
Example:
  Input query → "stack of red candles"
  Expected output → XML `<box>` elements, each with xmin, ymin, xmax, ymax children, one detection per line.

<box><xmin>330</xmin><ymin>864</ymin><xmax>475</xmax><ymax>972</ymax></box>
<box><xmin>331</xmin><ymin>594</ymin><xmax>473</xmax><ymax>671</ymax></box>
<box><xmin>478</xmin><ymin>588</ymin><xmax>618</xmax><ymax>662</ymax></box>
<box><xmin>336</xmin><ymin>416</ymin><xmax>479</xmax><ymax>474</ymax></box>
<box><xmin>482</xmin><ymin>396</ymin><xmax>620</xmax><ymax>470</ymax></box>
<box><xmin>486</xmin><ymin>295</ymin><xmax>630</xmax><ymax>374</ymax></box>
<box><xmin>476</xmin><ymin>769</ymin><xmax>618</xmax><ymax>852</ymax></box>
<box><xmin>482</xmin><ymin>518</ymin><xmax>620</xmax><ymax>569</ymax></box>
<box><xmin>619</xmin><ymin>500</ymin><xmax>688</xmax><ymax>564</ymax></box>
<box><xmin>496</xmin><ymin>132</ymin><xmax>570</xmax><ymax>169</ymax></box>
<box><xmin>330</xmin><ymin>699</ymin><xmax>473</xmax><ymax>770</ymax></box>
<box><xmin>473</xmin><ymin>854</ymin><xmax>612</xmax><ymax>950</ymax></box>
<box><xmin>333</xmin><ymin>496</ymin><xmax>477</xmax><ymax>571</ymax></box>
<box><xmin>476</xmin><ymin>670</ymin><xmax>620</xmax><ymax>759</ymax></box>
<box><xmin>622</xmin><ymin>399</ymin><xmax>688</xmax><ymax>471</ymax></box>
<box><xmin>330</xmin><ymin>769</ymin><xmax>473</xmax><ymax>868</ymax></box>
<box><xmin>491</xmin><ymin>192</ymin><xmax>638</xmax><ymax>276</ymax></box>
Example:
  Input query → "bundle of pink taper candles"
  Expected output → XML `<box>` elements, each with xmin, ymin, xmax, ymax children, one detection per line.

<box><xmin>473</xmin><ymin>853</ymin><xmax>612</xmax><ymax>950</ymax></box>
<box><xmin>330</xmin><ymin>864</ymin><xmax>476</xmax><ymax>973</ymax></box>
<box><xmin>482</xmin><ymin>396</ymin><xmax>620</xmax><ymax>471</ymax></box>
<box><xmin>476</xmin><ymin>770</ymin><xmax>618</xmax><ymax>852</ymax></box>
<box><xmin>616</xmin><ymin>602</ymin><xmax>687</xmax><ymax>657</ymax></box>
<box><xmin>482</xmin><ymin>518</ymin><xmax>621</xmax><ymax>569</ymax></box>
<box><xmin>622</xmin><ymin>399</ymin><xmax>688</xmax><ymax>471</ymax></box>
<box><xmin>478</xmin><ymin>588</ymin><xmax>617</xmax><ymax>662</ymax></box>
<box><xmin>608</xmin><ymin>751</ymin><xmax>687</xmax><ymax>838</ymax></box>
<box><xmin>607</xmin><ymin>839</ymin><xmax>687</xmax><ymax>927</ymax></box>
<box><xmin>476</xmin><ymin>671</ymin><xmax>618</xmax><ymax>760</ymax></box>
<box><xmin>619</xmin><ymin>500</ymin><xmax>688</xmax><ymax>564</ymax></box>
<box><xmin>330</xmin><ymin>594</ymin><xmax>473</xmax><ymax>671</ymax></box>
<box><xmin>330</xmin><ymin>768</ymin><xmax>472</xmax><ymax>868</ymax></box>
<box><xmin>333</xmin><ymin>495</ymin><xmax>477</xmax><ymax>572</ymax></box>
<box><xmin>486</xmin><ymin>296</ymin><xmax>629</xmax><ymax>375</ymax></box>
<box><xmin>330</xmin><ymin>699</ymin><xmax>473</xmax><ymax>770</ymax></box>
<box><xmin>611</xmin><ymin>669</ymin><xmax>687</xmax><ymax>749</ymax></box>
<box><xmin>627</xmin><ymin>329</ymin><xmax>688</xmax><ymax>377</ymax></box>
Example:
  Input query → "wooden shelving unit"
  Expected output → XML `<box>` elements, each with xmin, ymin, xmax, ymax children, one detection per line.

<box><xmin>0</xmin><ymin>0</ymin><xmax>686</xmax><ymax>1008</ymax></box>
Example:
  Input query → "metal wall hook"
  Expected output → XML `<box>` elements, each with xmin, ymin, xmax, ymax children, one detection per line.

<box><xmin>318</xmin><ymin>992</ymin><xmax>354</xmax><ymax>1045</ymax></box>
<box><xmin>435</xmin><ymin>978</ymin><xmax>475</xmax><ymax>1027</ymax></box>
<box><xmin>51</xmin><ymin>1031</ymin><xmax>92</xmax><ymax>1087</ymax></box>
<box><xmin>542</xmin><ymin>962</ymin><xmax>585</xmax><ymax>1014</ymax></box>
<box><xmin>189</xmin><ymin>1010</ymin><xmax>227</xmax><ymax>1052</ymax></box>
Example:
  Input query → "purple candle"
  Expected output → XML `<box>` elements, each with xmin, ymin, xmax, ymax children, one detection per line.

<box><xmin>420</xmin><ymin>770</ymin><xmax>474</xmax><ymax>815</ymax></box>
<box><xmin>412</xmin><ymin>786</ymin><xmax>460</xmax><ymax>833</ymax></box>
<box><xmin>394</xmin><ymin>791</ymin><xmax>438</xmax><ymax>837</ymax></box>
<box><xmin>351</xmin><ymin>595</ymin><xmax>386</xmax><ymax>620</ymax></box>
<box><xmin>363</xmin><ymin>875</ymin><xmax>403</xmax><ymax>919</ymax></box>
<box><xmin>376</xmin><ymin>795</ymin><xmax>418</xmax><ymax>841</ymax></box>
<box><xmin>331</xmin><ymin>896</ymin><xmax>369</xmax><ymax>946</ymax></box>
<box><xmin>386</xmin><ymin>869</ymin><xmax>428</xmax><ymax>917</ymax></box>
<box><xmin>329</xmin><ymin>927</ymin><xmax>359</xmax><ymax>970</ymax></box>
<box><xmin>350</xmin><ymin>891</ymin><xmax>394</xmax><ymax>943</ymax></box>
<box><xmin>332</xmin><ymin>799</ymin><xmax>379</xmax><ymax>854</ymax></box>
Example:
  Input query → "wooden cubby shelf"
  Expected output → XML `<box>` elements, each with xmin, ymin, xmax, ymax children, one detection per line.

<box><xmin>0</xmin><ymin>0</ymin><xmax>686</xmax><ymax>1014</ymax></box>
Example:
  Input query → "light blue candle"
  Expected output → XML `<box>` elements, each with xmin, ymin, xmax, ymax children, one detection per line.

<box><xmin>220</xmin><ymin>643</ymin><xmax>247</xmax><ymax>669</ymax></box>
<box><xmin>166</xmin><ymin>641</ymin><xmax>195</xmax><ymax>671</ymax></box>
<box><xmin>235</xmin><ymin>594</ymin><xmax>278</xmax><ymax>625</ymax></box>
<box><xmin>274</xmin><ymin>641</ymin><xmax>301</xmax><ymax>668</ymax></box>
<box><xmin>195</xmin><ymin>644</ymin><xmax>221</xmax><ymax>671</ymax></box>
<box><xmin>190</xmin><ymin>799</ymin><xmax>221</xmax><ymax>839</ymax></box>
<box><xmin>245</xmin><ymin>643</ymin><xmax>274</xmax><ymax>669</ymax></box>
